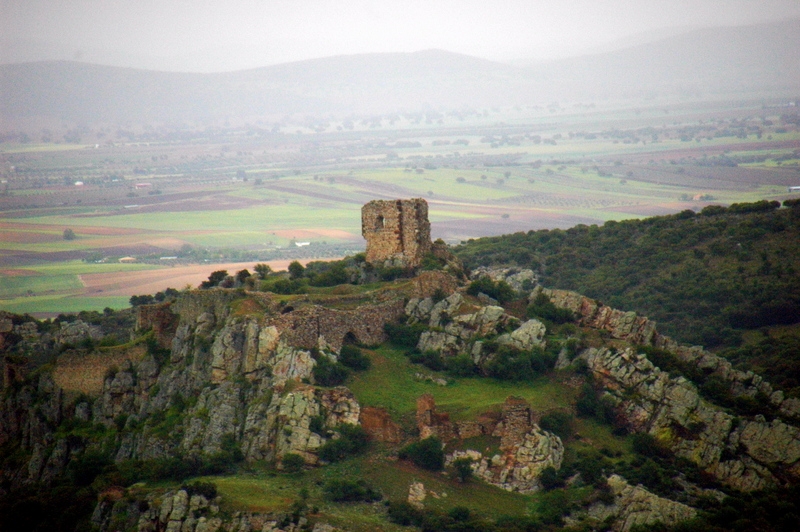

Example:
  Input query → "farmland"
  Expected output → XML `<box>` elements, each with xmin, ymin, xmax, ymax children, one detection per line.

<box><xmin>1</xmin><ymin>98</ymin><xmax>799</xmax><ymax>316</ymax></box>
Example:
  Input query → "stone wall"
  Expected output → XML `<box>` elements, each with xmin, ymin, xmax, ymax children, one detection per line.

<box><xmin>362</xmin><ymin>198</ymin><xmax>431</xmax><ymax>267</ymax></box>
<box><xmin>136</xmin><ymin>302</ymin><xmax>179</xmax><ymax>348</ymax></box>
<box><xmin>268</xmin><ymin>299</ymin><xmax>406</xmax><ymax>352</ymax></box>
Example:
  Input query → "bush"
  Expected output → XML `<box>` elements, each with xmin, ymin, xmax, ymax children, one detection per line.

<box><xmin>181</xmin><ymin>481</ymin><xmax>217</xmax><ymax>499</ymax></box>
<box><xmin>539</xmin><ymin>411</ymin><xmax>574</xmax><ymax>440</ymax></box>
<box><xmin>452</xmin><ymin>457</ymin><xmax>474</xmax><ymax>483</ymax></box>
<box><xmin>323</xmin><ymin>479</ymin><xmax>381</xmax><ymax>502</ymax></box>
<box><xmin>317</xmin><ymin>424</ymin><xmax>369</xmax><ymax>463</ymax></box>
<box><xmin>446</xmin><ymin>354</ymin><xmax>477</xmax><ymax>377</ymax></box>
<box><xmin>281</xmin><ymin>453</ymin><xmax>305</xmax><ymax>473</ymax></box>
<box><xmin>399</xmin><ymin>436</ymin><xmax>444</xmax><ymax>471</ymax></box>
<box><xmin>384</xmin><ymin>321</ymin><xmax>428</xmax><ymax>349</ymax></box>
<box><xmin>387</xmin><ymin>501</ymin><xmax>424</xmax><ymax>526</ymax></box>
<box><xmin>312</xmin><ymin>356</ymin><xmax>349</xmax><ymax>387</ymax></box>
<box><xmin>338</xmin><ymin>345</ymin><xmax>370</xmax><ymax>371</ymax></box>
<box><xmin>484</xmin><ymin>345</ymin><xmax>555</xmax><ymax>381</ymax></box>
<box><xmin>466</xmin><ymin>277</ymin><xmax>516</xmax><ymax>303</ymax></box>
<box><xmin>539</xmin><ymin>466</ymin><xmax>564</xmax><ymax>490</ymax></box>
<box><xmin>407</xmin><ymin>349</ymin><xmax>446</xmax><ymax>371</ymax></box>
<box><xmin>526</xmin><ymin>293</ymin><xmax>575</xmax><ymax>324</ymax></box>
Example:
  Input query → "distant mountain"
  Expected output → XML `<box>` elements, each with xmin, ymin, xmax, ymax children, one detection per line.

<box><xmin>1</xmin><ymin>19</ymin><xmax>798</xmax><ymax>128</ymax></box>
<box><xmin>534</xmin><ymin>19</ymin><xmax>800</xmax><ymax>100</ymax></box>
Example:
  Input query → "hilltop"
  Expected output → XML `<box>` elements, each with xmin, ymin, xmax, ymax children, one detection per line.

<box><xmin>1</xmin><ymin>201</ymin><xmax>800</xmax><ymax>531</ymax></box>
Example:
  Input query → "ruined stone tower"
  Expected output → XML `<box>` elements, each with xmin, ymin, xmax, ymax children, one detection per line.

<box><xmin>362</xmin><ymin>198</ymin><xmax>431</xmax><ymax>267</ymax></box>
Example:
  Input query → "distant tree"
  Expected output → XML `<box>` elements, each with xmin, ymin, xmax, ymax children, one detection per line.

<box><xmin>236</xmin><ymin>169</ymin><xmax>247</xmax><ymax>181</ymax></box>
<box><xmin>235</xmin><ymin>269</ymin><xmax>251</xmax><ymax>284</ymax></box>
<box><xmin>63</xmin><ymin>228</ymin><xmax>76</xmax><ymax>240</ymax></box>
<box><xmin>288</xmin><ymin>261</ymin><xmax>305</xmax><ymax>280</ymax></box>
<box><xmin>456</xmin><ymin>176</ymin><xmax>466</xmax><ymax>183</ymax></box>
<box><xmin>254</xmin><ymin>263</ymin><xmax>272</xmax><ymax>279</ymax></box>
<box><xmin>200</xmin><ymin>270</ymin><xmax>228</xmax><ymax>289</ymax></box>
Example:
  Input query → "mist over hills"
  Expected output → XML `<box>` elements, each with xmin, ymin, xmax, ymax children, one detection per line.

<box><xmin>1</xmin><ymin>19</ymin><xmax>798</xmax><ymax>129</ymax></box>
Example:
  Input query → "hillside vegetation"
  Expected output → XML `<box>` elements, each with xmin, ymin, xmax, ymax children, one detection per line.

<box><xmin>2</xmin><ymin>211</ymin><xmax>800</xmax><ymax>531</ymax></box>
<box><xmin>455</xmin><ymin>200</ymin><xmax>800</xmax><ymax>350</ymax></box>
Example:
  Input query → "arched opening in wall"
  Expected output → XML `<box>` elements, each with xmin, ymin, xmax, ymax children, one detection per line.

<box><xmin>342</xmin><ymin>331</ymin><xmax>359</xmax><ymax>346</ymax></box>
<box><xmin>375</xmin><ymin>215</ymin><xmax>385</xmax><ymax>231</ymax></box>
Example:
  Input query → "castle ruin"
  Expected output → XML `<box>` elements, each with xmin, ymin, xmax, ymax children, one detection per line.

<box><xmin>361</xmin><ymin>198</ymin><xmax>431</xmax><ymax>267</ymax></box>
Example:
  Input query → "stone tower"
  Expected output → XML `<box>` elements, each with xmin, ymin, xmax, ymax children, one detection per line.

<box><xmin>361</xmin><ymin>198</ymin><xmax>432</xmax><ymax>267</ymax></box>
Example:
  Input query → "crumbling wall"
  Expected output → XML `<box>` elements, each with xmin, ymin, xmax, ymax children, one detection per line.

<box><xmin>268</xmin><ymin>299</ymin><xmax>406</xmax><ymax>352</ymax></box>
<box><xmin>362</xmin><ymin>198</ymin><xmax>431</xmax><ymax>267</ymax></box>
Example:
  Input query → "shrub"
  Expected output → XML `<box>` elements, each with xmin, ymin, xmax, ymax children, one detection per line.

<box><xmin>398</xmin><ymin>436</ymin><xmax>444</xmax><ymax>471</ymax></box>
<box><xmin>446</xmin><ymin>354</ymin><xmax>477</xmax><ymax>377</ymax></box>
<box><xmin>323</xmin><ymin>479</ymin><xmax>381</xmax><ymax>502</ymax></box>
<box><xmin>312</xmin><ymin>356</ymin><xmax>349</xmax><ymax>387</ymax></box>
<box><xmin>466</xmin><ymin>277</ymin><xmax>515</xmax><ymax>303</ymax></box>
<box><xmin>384</xmin><ymin>321</ymin><xmax>428</xmax><ymax>349</ymax></box>
<box><xmin>317</xmin><ymin>424</ymin><xmax>369</xmax><ymax>463</ymax></box>
<box><xmin>631</xmin><ymin>433</ymin><xmax>670</xmax><ymax>459</ymax></box>
<box><xmin>452</xmin><ymin>457</ymin><xmax>474</xmax><ymax>483</ymax></box>
<box><xmin>526</xmin><ymin>293</ymin><xmax>575</xmax><ymax>324</ymax></box>
<box><xmin>338</xmin><ymin>345</ymin><xmax>371</xmax><ymax>371</ymax></box>
<box><xmin>387</xmin><ymin>501</ymin><xmax>424</xmax><ymax>526</ymax></box>
<box><xmin>407</xmin><ymin>349</ymin><xmax>446</xmax><ymax>371</ymax></box>
<box><xmin>539</xmin><ymin>466</ymin><xmax>564</xmax><ymax>490</ymax></box>
<box><xmin>539</xmin><ymin>411</ymin><xmax>574</xmax><ymax>440</ymax></box>
<box><xmin>484</xmin><ymin>345</ymin><xmax>555</xmax><ymax>381</ymax></box>
<box><xmin>181</xmin><ymin>481</ymin><xmax>217</xmax><ymax>499</ymax></box>
<box><xmin>281</xmin><ymin>453</ymin><xmax>305</xmax><ymax>473</ymax></box>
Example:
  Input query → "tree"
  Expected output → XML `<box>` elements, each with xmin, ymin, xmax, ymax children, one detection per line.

<box><xmin>452</xmin><ymin>457</ymin><xmax>474</xmax><ymax>483</ymax></box>
<box><xmin>200</xmin><ymin>270</ymin><xmax>228</xmax><ymax>289</ymax></box>
<box><xmin>254</xmin><ymin>263</ymin><xmax>272</xmax><ymax>279</ymax></box>
<box><xmin>63</xmin><ymin>228</ymin><xmax>76</xmax><ymax>240</ymax></box>
<box><xmin>235</xmin><ymin>269</ymin><xmax>251</xmax><ymax>284</ymax></box>
<box><xmin>288</xmin><ymin>261</ymin><xmax>305</xmax><ymax>280</ymax></box>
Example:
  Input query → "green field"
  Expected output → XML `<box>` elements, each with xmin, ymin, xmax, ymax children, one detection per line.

<box><xmin>2</xmin><ymin>99</ymin><xmax>798</xmax><ymax>315</ymax></box>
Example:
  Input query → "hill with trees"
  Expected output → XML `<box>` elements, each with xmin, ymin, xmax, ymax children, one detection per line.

<box><xmin>1</xmin><ymin>205</ymin><xmax>800</xmax><ymax>531</ymax></box>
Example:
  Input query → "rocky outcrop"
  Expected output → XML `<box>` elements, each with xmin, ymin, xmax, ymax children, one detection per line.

<box><xmin>408</xmin><ymin>292</ymin><xmax>522</xmax><ymax>363</ymax></box>
<box><xmin>470</xmin><ymin>266</ymin><xmax>538</xmax><ymax>293</ymax></box>
<box><xmin>544</xmin><ymin>287</ymin><xmax>800</xmax><ymax>419</ymax></box>
<box><xmin>570</xmin><ymin>475</ymin><xmax>697</xmax><ymax>532</ymax></box>
<box><xmin>407</xmin><ymin>481</ymin><xmax>427</xmax><ymax>509</ymax></box>
<box><xmin>94</xmin><ymin>487</ymin><xmax>333</xmax><ymax>532</ymax></box>
<box><xmin>580</xmin><ymin>346</ymin><xmax>800</xmax><ymax>491</ymax></box>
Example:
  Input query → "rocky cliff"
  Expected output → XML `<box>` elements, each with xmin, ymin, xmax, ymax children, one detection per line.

<box><xmin>2</xmin><ymin>267</ymin><xmax>799</xmax><ymax>531</ymax></box>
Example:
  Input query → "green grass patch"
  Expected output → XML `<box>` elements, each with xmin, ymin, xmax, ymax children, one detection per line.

<box><xmin>0</xmin><ymin>294</ymin><xmax>131</xmax><ymax>315</ymax></box>
<box><xmin>0</xmin><ymin>273</ymin><xmax>82</xmax><ymax>298</ymax></box>
<box><xmin>348</xmin><ymin>346</ymin><xmax>575</xmax><ymax>421</ymax></box>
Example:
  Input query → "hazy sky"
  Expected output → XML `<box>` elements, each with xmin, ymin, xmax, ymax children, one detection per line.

<box><xmin>3</xmin><ymin>0</ymin><xmax>800</xmax><ymax>71</ymax></box>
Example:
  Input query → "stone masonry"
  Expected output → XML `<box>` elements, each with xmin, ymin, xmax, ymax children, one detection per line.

<box><xmin>362</xmin><ymin>198</ymin><xmax>431</xmax><ymax>267</ymax></box>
